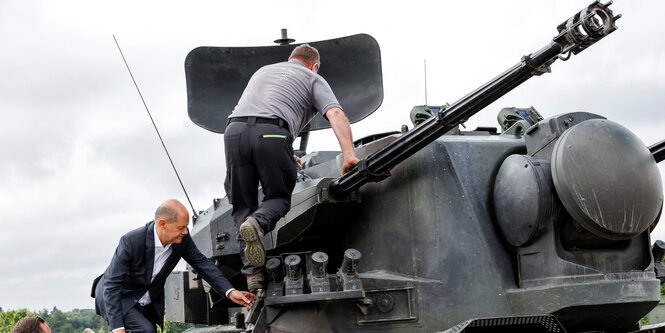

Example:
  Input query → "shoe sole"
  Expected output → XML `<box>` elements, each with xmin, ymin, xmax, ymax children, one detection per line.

<box><xmin>247</xmin><ymin>281</ymin><xmax>263</xmax><ymax>290</ymax></box>
<box><xmin>240</xmin><ymin>223</ymin><xmax>265</xmax><ymax>267</ymax></box>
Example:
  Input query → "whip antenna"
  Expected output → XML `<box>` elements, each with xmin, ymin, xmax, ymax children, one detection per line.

<box><xmin>424</xmin><ymin>59</ymin><xmax>428</xmax><ymax>105</ymax></box>
<box><xmin>112</xmin><ymin>35</ymin><xmax>198</xmax><ymax>219</ymax></box>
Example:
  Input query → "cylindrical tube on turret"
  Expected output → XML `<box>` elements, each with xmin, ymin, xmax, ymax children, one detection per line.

<box><xmin>310</xmin><ymin>252</ymin><xmax>329</xmax><ymax>278</ymax></box>
<box><xmin>341</xmin><ymin>248</ymin><xmax>362</xmax><ymax>274</ymax></box>
<box><xmin>285</xmin><ymin>254</ymin><xmax>302</xmax><ymax>280</ymax></box>
<box><xmin>266</xmin><ymin>257</ymin><xmax>284</xmax><ymax>283</ymax></box>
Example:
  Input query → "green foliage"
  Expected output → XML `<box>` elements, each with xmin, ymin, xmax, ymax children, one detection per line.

<box><xmin>0</xmin><ymin>308</ymin><xmax>30</xmax><ymax>333</ymax></box>
<box><xmin>163</xmin><ymin>319</ymin><xmax>225</xmax><ymax>333</ymax></box>
<box><xmin>0</xmin><ymin>307</ymin><xmax>107</xmax><ymax>333</ymax></box>
<box><xmin>0</xmin><ymin>307</ymin><xmax>214</xmax><ymax>333</ymax></box>
<box><xmin>163</xmin><ymin>320</ymin><xmax>199</xmax><ymax>332</ymax></box>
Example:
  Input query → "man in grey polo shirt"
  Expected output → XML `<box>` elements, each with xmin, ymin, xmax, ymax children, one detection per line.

<box><xmin>224</xmin><ymin>44</ymin><xmax>359</xmax><ymax>290</ymax></box>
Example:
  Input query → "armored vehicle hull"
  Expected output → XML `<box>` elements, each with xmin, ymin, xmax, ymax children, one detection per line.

<box><xmin>170</xmin><ymin>117</ymin><xmax>661</xmax><ymax>332</ymax></box>
<box><xmin>165</xmin><ymin>2</ymin><xmax>665</xmax><ymax>332</ymax></box>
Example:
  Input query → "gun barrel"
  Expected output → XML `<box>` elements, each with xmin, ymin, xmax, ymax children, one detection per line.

<box><xmin>329</xmin><ymin>1</ymin><xmax>619</xmax><ymax>199</ymax></box>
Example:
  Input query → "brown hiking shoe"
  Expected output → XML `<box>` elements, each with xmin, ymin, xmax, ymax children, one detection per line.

<box><xmin>246</xmin><ymin>272</ymin><xmax>265</xmax><ymax>291</ymax></box>
<box><xmin>239</xmin><ymin>217</ymin><xmax>265</xmax><ymax>267</ymax></box>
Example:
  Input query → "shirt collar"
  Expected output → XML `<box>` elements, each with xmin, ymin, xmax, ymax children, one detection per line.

<box><xmin>288</xmin><ymin>58</ymin><xmax>306</xmax><ymax>67</ymax></box>
<box><xmin>153</xmin><ymin>223</ymin><xmax>172</xmax><ymax>251</ymax></box>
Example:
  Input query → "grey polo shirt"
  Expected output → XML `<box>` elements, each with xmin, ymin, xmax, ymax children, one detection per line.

<box><xmin>229</xmin><ymin>59</ymin><xmax>341</xmax><ymax>138</ymax></box>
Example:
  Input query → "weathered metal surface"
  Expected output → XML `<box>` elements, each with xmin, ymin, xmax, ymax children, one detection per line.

<box><xmin>551</xmin><ymin>119</ymin><xmax>663</xmax><ymax>240</ymax></box>
<box><xmin>164</xmin><ymin>1</ymin><xmax>665</xmax><ymax>332</ymax></box>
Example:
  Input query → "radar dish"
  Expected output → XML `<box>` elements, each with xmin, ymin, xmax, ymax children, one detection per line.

<box><xmin>551</xmin><ymin>119</ymin><xmax>663</xmax><ymax>240</ymax></box>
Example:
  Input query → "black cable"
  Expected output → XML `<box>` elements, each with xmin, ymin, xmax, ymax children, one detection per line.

<box><xmin>112</xmin><ymin>35</ymin><xmax>198</xmax><ymax>218</ymax></box>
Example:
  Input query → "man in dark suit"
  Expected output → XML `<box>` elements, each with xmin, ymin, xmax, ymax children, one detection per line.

<box><xmin>93</xmin><ymin>199</ymin><xmax>257</xmax><ymax>332</ymax></box>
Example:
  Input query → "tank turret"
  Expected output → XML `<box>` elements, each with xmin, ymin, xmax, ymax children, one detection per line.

<box><xmin>165</xmin><ymin>2</ymin><xmax>665</xmax><ymax>332</ymax></box>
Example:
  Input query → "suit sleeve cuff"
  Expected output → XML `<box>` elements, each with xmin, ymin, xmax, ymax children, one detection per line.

<box><xmin>225</xmin><ymin>288</ymin><xmax>236</xmax><ymax>298</ymax></box>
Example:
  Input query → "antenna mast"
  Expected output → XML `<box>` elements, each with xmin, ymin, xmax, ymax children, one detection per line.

<box><xmin>112</xmin><ymin>35</ymin><xmax>198</xmax><ymax>219</ymax></box>
<box><xmin>424</xmin><ymin>59</ymin><xmax>428</xmax><ymax>105</ymax></box>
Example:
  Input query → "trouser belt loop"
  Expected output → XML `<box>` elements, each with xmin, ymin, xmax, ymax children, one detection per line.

<box><xmin>247</xmin><ymin>116</ymin><xmax>257</xmax><ymax>125</ymax></box>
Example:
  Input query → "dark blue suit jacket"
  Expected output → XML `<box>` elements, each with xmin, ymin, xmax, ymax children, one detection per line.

<box><xmin>93</xmin><ymin>221</ymin><xmax>233</xmax><ymax>330</ymax></box>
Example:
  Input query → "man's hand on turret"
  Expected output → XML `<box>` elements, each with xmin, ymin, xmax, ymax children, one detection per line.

<box><xmin>228</xmin><ymin>290</ymin><xmax>259</xmax><ymax>309</ymax></box>
<box><xmin>342</xmin><ymin>156</ymin><xmax>360</xmax><ymax>175</ymax></box>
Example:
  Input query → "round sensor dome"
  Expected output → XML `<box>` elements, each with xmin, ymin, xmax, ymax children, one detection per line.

<box><xmin>551</xmin><ymin>119</ymin><xmax>663</xmax><ymax>240</ymax></box>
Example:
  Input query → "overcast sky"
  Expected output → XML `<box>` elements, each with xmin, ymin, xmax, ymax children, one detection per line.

<box><xmin>1</xmin><ymin>0</ymin><xmax>663</xmax><ymax>312</ymax></box>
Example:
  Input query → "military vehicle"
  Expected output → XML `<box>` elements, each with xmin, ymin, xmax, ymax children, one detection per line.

<box><xmin>164</xmin><ymin>1</ymin><xmax>665</xmax><ymax>332</ymax></box>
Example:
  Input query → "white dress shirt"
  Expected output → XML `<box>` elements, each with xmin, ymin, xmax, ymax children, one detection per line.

<box><xmin>138</xmin><ymin>226</ymin><xmax>173</xmax><ymax>306</ymax></box>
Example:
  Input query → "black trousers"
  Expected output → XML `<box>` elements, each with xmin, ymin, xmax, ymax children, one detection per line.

<box><xmin>123</xmin><ymin>303</ymin><xmax>159</xmax><ymax>333</ymax></box>
<box><xmin>224</xmin><ymin>119</ymin><xmax>297</xmax><ymax>275</ymax></box>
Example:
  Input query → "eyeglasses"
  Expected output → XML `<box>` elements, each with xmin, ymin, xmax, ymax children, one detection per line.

<box><xmin>30</xmin><ymin>316</ymin><xmax>45</xmax><ymax>333</ymax></box>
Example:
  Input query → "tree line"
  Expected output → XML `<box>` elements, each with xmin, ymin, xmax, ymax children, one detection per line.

<box><xmin>0</xmin><ymin>307</ymin><xmax>107</xmax><ymax>333</ymax></box>
<box><xmin>0</xmin><ymin>307</ymin><xmax>201</xmax><ymax>333</ymax></box>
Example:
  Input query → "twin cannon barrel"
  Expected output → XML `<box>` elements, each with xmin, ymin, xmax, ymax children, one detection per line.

<box><xmin>328</xmin><ymin>1</ymin><xmax>621</xmax><ymax>198</ymax></box>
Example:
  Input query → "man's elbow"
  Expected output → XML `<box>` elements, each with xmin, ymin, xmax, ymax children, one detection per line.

<box><xmin>326</xmin><ymin>107</ymin><xmax>347</xmax><ymax>122</ymax></box>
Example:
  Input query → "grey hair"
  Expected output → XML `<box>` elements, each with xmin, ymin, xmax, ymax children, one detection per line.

<box><xmin>155</xmin><ymin>204</ymin><xmax>179</xmax><ymax>223</ymax></box>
